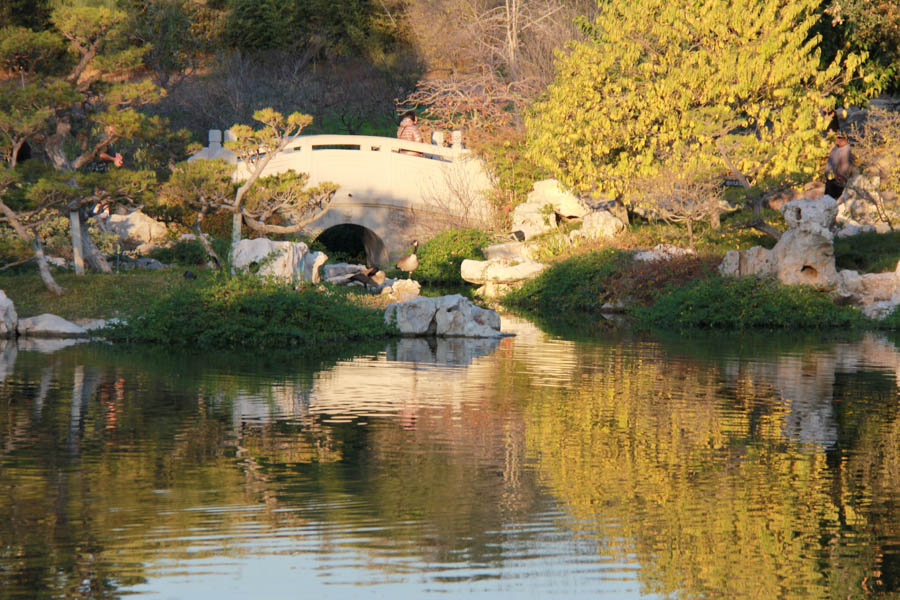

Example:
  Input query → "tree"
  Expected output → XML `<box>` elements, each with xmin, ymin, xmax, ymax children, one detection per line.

<box><xmin>526</xmin><ymin>0</ymin><xmax>865</xmax><ymax>207</ymax></box>
<box><xmin>0</xmin><ymin>4</ymin><xmax>165</xmax><ymax>286</ymax></box>
<box><xmin>224</xmin><ymin>109</ymin><xmax>334</xmax><ymax>247</ymax></box>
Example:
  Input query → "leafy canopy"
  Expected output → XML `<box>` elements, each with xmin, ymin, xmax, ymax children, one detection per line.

<box><xmin>526</xmin><ymin>0</ymin><xmax>865</xmax><ymax>203</ymax></box>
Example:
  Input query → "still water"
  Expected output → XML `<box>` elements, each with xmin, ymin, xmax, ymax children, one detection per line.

<box><xmin>1</xmin><ymin>317</ymin><xmax>899</xmax><ymax>599</ymax></box>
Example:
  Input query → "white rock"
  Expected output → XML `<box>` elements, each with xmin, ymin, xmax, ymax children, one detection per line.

<box><xmin>0</xmin><ymin>290</ymin><xmax>17</xmax><ymax>338</ymax></box>
<box><xmin>389</xmin><ymin>279</ymin><xmax>421</xmax><ymax>302</ymax></box>
<box><xmin>770</xmin><ymin>228</ymin><xmax>839</xmax><ymax>290</ymax></box>
<box><xmin>17</xmin><ymin>314</ymin><xmax>88</xmax><ymax>338</ymax></box>
<box><xmin>634</xmin><ymin>244</ymin><xmax>696</xmax><ymax>262</ymax></box>
<box><xmin>385</xmin><ymin>294</ymin><xmax>505</xmax><ymax>338</ymax></box>
<box><xmin>577</xmin><ymin>210</ymin><xmax>626</xmax><ymax>240</ymax></box>
<box><xmin>510</xmin><ymin>179</ymin><xmax>591</xmax><ymax>240</ymax></box>
<box><xmin>483</xmin><ymin>241</ymin><xmax>536</xmax><ymax>262</ymax></box>
<box><xmin>781</xmin><ymin>196</ymin><xmax>838</xmax><ymax>231</ymax></box>
<box><xmin>104</xmin><ymin>210</ymin><xmax>169</xmax><ymax>247</ymax></box>
<box><xmin>460</xmin><ymin>259</ymin><xmax>547</xmax><ymax>285</ymax></box>
<box><xmin>231</xmin><ymin>238</ymin><xmax>327</xmax><ymax>282</ymax></box>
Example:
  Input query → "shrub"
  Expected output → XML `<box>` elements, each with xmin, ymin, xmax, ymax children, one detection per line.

<box><xmin>148</xmin><ymin>238</ymin><xmax>208</xmax><ymax>266</ymax></box>
<box><xmin>632</xmin><ymin>276</ymin><xmax>867</xmax><ymax>329</ymax></box>
<box><xmin>110</xmin><ymin>274</ymin><xmax>395</xmax><ymax>348</ymax></box>
<box><xmin>414</xmin><ymin>229</ymin><xmax>494</xmax><ymax>284</ymax></box>
<box><xmin>501</xmin><ymin>249</ymin><xmax>629</xmax><ymax>314</ymax></box>
<box><xmin>834</xmin><ymin>230</ymin><xmax>900</xmax><ymax>273</ymax></box>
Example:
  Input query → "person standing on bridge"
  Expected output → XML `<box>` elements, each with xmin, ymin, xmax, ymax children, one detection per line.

<box><xmin>397</xmin><ymin>110</ymin><xmax>423</xmax><ymax>156</ymax></box>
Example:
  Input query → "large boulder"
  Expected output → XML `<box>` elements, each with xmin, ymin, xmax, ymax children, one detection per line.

<box><xmin>0</xmin><ymin>290</ymin><xmax>16</xmax><ymax>338</ymax></box>
<box><xmin>104</xmin><ymin>210</ymin><xmax>169</xmax><ymax>248</ymax></box>
<box><xmin>17</xmin><ymin>314</ymin><xmax>88</xmax><ymax>338</ymax></box>
<box><xmin>231</xmin><ymin>238</ymin><xmax>327</xmax><ymax>282</ymax></box>
<box><xmin>770</xmin><ymin>228</ymin><xmax>840</xmax><ymax>289</ymax></box>
<box><xmin>385</xmin><ymin>294</ymin><xmax>505</xmax><ymax>338</ymax></box>
<box><xmin>511</xmin><ymin>179</ymin><xmax>591</xmax><ymax>240</ymax></box>
<box><xmin>575</xmin><ymin>210</ymin><xmax>626</xmax><ymax>240</ymax></box>
<box><xmin>781</xmin><ymin>195</ymin><xmax>838</xmax><ymax>233</ymax></box>
<box><xmin>461</xmin><ymin>258</ymin><xmax>547</xmax><ymax>299</ymax></box>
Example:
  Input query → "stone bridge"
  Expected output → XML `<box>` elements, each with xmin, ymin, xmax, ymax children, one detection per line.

<box><xmin>191</xmin><ymin>131</ymin><xmax>494</xmax><ymax>266</ymax></box>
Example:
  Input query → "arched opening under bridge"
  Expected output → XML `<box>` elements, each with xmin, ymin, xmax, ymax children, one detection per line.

<box><xmin>313</xmin><ymin>224</ymin><xmax>386</xmax><ymax>267</ymax></box>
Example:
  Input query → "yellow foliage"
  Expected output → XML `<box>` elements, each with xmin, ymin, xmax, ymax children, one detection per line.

<box><xmin>526</xmin><ymin>0</ymin><xmax>862</xmax><ymax>209</ymax></box>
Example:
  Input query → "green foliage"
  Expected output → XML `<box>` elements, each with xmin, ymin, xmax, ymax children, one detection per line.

<box><xmin>148</xmin><ymin>239</ymin><xmax>209</xmax><ymax>266</ymax></box>
<box><xmin>414</xmin><ymin>228</ymin><xmax>494</xmax><ymax>284</ymax></box>
<box><xmin>526</xmin><ymin>0</ymin><xmax>863</xmax><ymax>204</ymax></box>
<box><xmin>834</xmin><ymin>231</ymin><xmax>900</xmax><ymax>273</ymax></box>
<box><xmin>502</xmin><ymin>249</ymin><xmax>629</xmax><ymax>314</ymax></box>
<box><xmin>474</xmin><ymin>133</ymin><xmax>550</xmax><ymax>223</ymax></box>
<box><xmin>111</xmin><ymin>274</ymin><xmax>396</xmax><ymax>348</ymax></box>
<box><xmin>820</xmin><ymin>0</ymin><xmax>900</xmax><ymax>99</ymax></box>
<box><xmin>632</xmin><ymin>276</ymin><xmax>867</xmax><ymax>329</ymax></box>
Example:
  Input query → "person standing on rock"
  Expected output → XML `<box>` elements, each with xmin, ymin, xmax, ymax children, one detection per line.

<box><xmin>397</xmin><ymin>110</ymin><xmax>423</xmax><ymax>156</ymax></box>
<box><xmin>825</xmin><ymin>132</ymin><xmax>853</xmax><ymax>199</ymax></box>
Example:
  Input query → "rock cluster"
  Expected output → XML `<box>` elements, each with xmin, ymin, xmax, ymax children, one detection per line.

<box><xmin>0</xmin><ymin>291</ymin><xmax>117</xmax><ymax>339</ymax></box>
<box><xmin>511</xmin><ymin>179</ymin><xmax>626</xmax><ymax>242</ymax></box>
<box><xmin>385</xmin><ymin>294</ymin><xmax>506</xmax><ymax>338</ymax></box>
<box><xmin>720</xmin><ymin>195</ymin><xmax>900</xmax><ymax>319</ymax></box>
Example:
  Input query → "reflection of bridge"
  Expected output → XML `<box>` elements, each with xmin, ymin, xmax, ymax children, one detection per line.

<box><xmin>192</xmin><ymin>132</ymin><xmax>494</xmax><ymax>266</ymax></box>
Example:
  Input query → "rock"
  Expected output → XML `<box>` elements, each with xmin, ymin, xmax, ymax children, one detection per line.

<box><xmin>460</xmin><ymin>258</ymin><xmax>547</xmax><ymax>285</ymax></box>
<box><xmin>46</xmin><ymin>256</ymin><xmax>67</xmax><ymax>268</ymax></box>
<box><xmin>73</xmin><ymin>318</ymin><xmax>120</xmax><ymax>332</ymax></box>
<box><xmin>483</xmin><ymin>241</ymin><xmax>536</xmax><ymax>262</ymax></box>
<box><xmin>770</xmin><ymin>228</ymin><xmax>840</xmax><ymax>289</ymax></box>
<box><xmin>781</xmin><ymin>196</ymin><xmax>838</xmax><ymax>232</ymax></box>
<box><xmin>861</xmin><ymin>301</ymin><xmax>898</xmax><ymax>320</ymax></box>
<box><xmin>510</xmin><ymin>179</ymin><xmax>591</xmax><ymax>240</ymax></box>
<box><xmin>575</xmin><ymin>210</ymin><xmax>626</xmax><ymax>240</ymax></box>
<box><xmin>0</xmin><ymin>290</ymin><xmax>17</xmax><ymax>338</ymax></box>
<box><xmin>634</xmin><ymin>244</ymin><xmax>696</xmax><ymax>262</ymax></box>
<box><xmin>529</xmin><ymin>179</ymin><xmax>591</xmax><ymax>219</ymax></box>
<box><xmin>17</xmin><ymin>314</ymin><xmax>88</xmax><ymax>338</ymax></box>
<box><xmin>231</xmin><ymin>238</ymin><xmax>327</xmax><ymax>282</ymax></box>
<box><xmin>134</xmin><ymin>257</ymin><xmax>166</xmax><ymax>270</ymax></box>
<box><xmin>104</xmin><ymin>210</ymin><xmax>169</xmax><ymax>248</ymax></box>
<box><xmin>461</xmin><ymin>258</ymin><xmax>548</xmax><ymax>299</ymax></box>
<box><xmin>385</xmin><ymin>294</ymin><xmax>506</xmax><ymax>338</ymax></box>
<box><xmin>387</xmin><ymin>279</ymin><xmax>421</xmax><ymax>302</ymax></box>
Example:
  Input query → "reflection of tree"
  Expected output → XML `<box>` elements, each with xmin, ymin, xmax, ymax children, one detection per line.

<box><xmin>524</xmin><ymin>345</ymin><xmax>898</xmax><ymax>599</ymax></box>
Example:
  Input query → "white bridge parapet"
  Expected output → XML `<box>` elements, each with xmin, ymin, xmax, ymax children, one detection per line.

<box><xmin>191</xmin><ymin>131</ymin><xmax>495</xmax><ymax>266</ymax></box>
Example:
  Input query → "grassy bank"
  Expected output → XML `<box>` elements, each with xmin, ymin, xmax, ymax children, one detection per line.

<box><xmin>500</xmin><ymin>248</ymin><xmax>895</xmax><ymax>330</ymax></box>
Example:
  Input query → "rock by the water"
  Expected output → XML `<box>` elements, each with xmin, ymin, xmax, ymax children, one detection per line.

<box><xmin>461</xmin><ymin>258</ymin><xmax>547</xmax><ymax>299</ymax></box>
<box><xmin>231</xmin><ymin>238</ymin><xmax>327</xmax><ymax>282</ymax></box>
<box><xmin>384</xmin><ymin>279</ymin><xmax>421</xmax><ymax>302</ymax></box>
<box><xmin>17</xmin><ymin>314</ymin><xmax>88</xmax><ymax>338</ymax></box>
<box><xmin>385</xmin><ymin>294</ymin><xmax>506</xmax><ymax>338</ymax></box>
<box><xmin>0</xmin><ymin>290</ymin><xmax>16</xmax><ymax>338</ymax></box>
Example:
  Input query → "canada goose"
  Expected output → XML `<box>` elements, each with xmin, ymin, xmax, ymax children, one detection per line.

<box><xmin>348</xmin><ymin>267</ymin><xmax>379</xmax><ymax>292</ymax></box>
<box><xmin>396</xmin><ymin>240</ymin><xmax>419</xmax><ymax>279</ymax></box>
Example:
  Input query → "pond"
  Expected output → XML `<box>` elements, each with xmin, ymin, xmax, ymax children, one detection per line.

<box><xmin>1</xmin><ymin>318</ymin><xmax>899</xmax><ymax>599</ymax></box>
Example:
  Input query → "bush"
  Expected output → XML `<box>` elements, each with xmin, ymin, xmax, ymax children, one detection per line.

<box><xmin>501</xmin><ymin>249</ymin><xmax>629</xmax><ymax>314</ymax></box>
<box><xmin>834</xmin><ymin>230</ymin><xmax>900</xmax><ymax>273</ymax></box>
<box><xmin>414</xmin><ymin>229</ymin><xmax>495</xmax><ymax>284</ymax></box>
<box><xmin>110</xmin><ymin>274</ymin><xmax>395</xmax><ymax>348</ymax></box>
<box><xmin>148</xmin><ymin>238</ymin><xmax>208</xmax><ymax>266</ymax></box>
<box><xmin>632</xmin><ymin>276</ymin><xmax>867</xmax><ymax>330</ymax></box>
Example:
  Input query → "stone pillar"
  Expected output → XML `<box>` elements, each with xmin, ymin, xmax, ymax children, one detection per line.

<box><xmin>208</xmin><ymin>129</ymin><xmax>222</xmax><ymax>154</ymax></box>
<box><xmin>451</xmin><ymin>130</ymin><xmax>463</xmax><ymax>150</ymax></box>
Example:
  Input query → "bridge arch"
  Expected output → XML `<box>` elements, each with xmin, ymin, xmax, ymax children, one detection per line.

<box><xmin>193</xmin><ymin>133</ymin><xmax>495</xmax><ymax>266</ymax></box>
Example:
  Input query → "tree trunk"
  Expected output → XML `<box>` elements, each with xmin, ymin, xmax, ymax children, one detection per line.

<box><xmin>34</xmin><ymin>233</ymin><xmax>64</xmax><ymax>296</ymax></box>
<box><xmin>79</xmin><ymin>217</ymin><xmax>112</xmax><ymax>273</ymax></box>
<box><xmin>749</xmin><ymin>218</ymin><xmax>782</xmax><ymax>241</ymax></box>
<box><xmin>0</xmin><ymin>199</ymin><xmax>64</xmax><ymax>295</ymax></box>
<box><xmin>69</xmin><ymin>210</ymin><xmax>85</xmax><ymax>276</ymax></box>
<box><xmin>231</xmin><ymin>211</ymin><xmax>242</xmax><ymax>247</ymax></box>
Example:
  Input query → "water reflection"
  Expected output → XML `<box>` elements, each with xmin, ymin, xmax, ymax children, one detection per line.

<box><xmin>0</xmin><ymin>323</ymin><xmax>899</xmax><ymax>598</ymax></box>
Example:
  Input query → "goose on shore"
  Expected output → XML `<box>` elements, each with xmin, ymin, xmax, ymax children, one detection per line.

<box><xmin>396</xmin><ymin>240</ymin><xmax>419</xmax><ymax>279</ymax></box>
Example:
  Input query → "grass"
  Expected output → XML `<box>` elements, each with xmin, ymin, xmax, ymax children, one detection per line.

<box><xmin>1</xmin><ymin>266</ymin><xmax>203</xmax><ymax>320</ymax></box>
